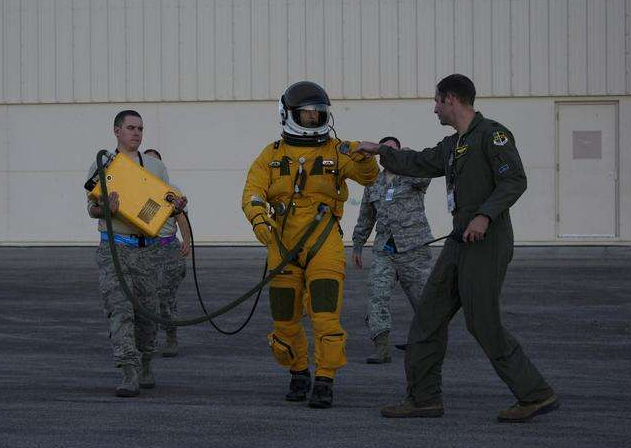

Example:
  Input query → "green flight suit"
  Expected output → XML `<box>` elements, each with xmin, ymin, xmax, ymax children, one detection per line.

<box><xmin>377</xmin><ymin>112</ymin><xmax>554</xmax><ymax>404</ymax></box>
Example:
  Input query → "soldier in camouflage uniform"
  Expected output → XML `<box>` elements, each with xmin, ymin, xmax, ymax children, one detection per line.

<box><xmin>86</xmin><ymin>111</ymin><xmax>187</xmax><ymax>397</ymax></box>
<box><xmin>144</xmin><ymin>149</ymin><xmax>191</xmax><ymax>358</ymax></box>
<box><xmin>352</xmin><ymin>136</ymin><xmax>433</xmax><ymax>364</ymax></box>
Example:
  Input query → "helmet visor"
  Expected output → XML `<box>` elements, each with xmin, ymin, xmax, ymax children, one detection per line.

<box><xmin>291</xmin><ymin>104</ymin><xmax>329</xmax><ymax>129</ymax></box>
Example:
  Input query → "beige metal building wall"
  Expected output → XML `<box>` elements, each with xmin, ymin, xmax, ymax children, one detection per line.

<box><xmin>1</xmin><ymin>0</ymin><xmax>630</xmax><ymax>103</ymax></box>
<box><xmin>1</xmin><ymin>0</ymin><xmax>630</xmax><ymax>245</ymax></box>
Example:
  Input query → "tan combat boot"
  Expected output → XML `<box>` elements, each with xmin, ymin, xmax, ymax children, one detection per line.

<box><xmin>162</xmin><ymin>329</ymin><xmax>178</xmax><ymax>357</ymax></box>
<box><xmin>381</xmin><ymin>396</ymin><xmax>444</xmax><ymax>418</ymax></box>
<box><xmin>497</xmin><ymin>394</ymin><xmax>559</xmax><ymax>423</ymax></box>
<box><xmin>115</xmin><ymin>365</ymin><xmax>139</xmax><ymax>397</ymax></box>
<box><xmin>366</xmin><ymin>331</ymin><xmax>391</xmax><ymax>364</ymax></box>
<box><xmin>139</xmin><ymin>352</ymin><xmax>156</xmax><ymax>389</ymax></box>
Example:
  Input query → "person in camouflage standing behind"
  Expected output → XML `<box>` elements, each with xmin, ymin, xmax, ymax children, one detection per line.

<box><xmin>352</xmin><ymin>136</ymin><xmax>434</xmax><ymax>364</ymax></box>
<box><xmin>144</xmin><ymin>149</ymin><xmax>192</xmax><ymax>357</ymax></box>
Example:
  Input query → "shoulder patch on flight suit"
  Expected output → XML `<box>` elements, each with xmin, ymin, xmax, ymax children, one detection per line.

<box><xmin>498</xmin><ymin>163</ymin><xmax>510</xmax><ymax>174</ymax></box>
<box><xmin>273</xmin><ymin>140</ymin><xmax>281</xmax><ymax>149</ymax></box>
<box><xmin>269</xmin><ymin>160</ymin><xmax>281</xmax><ymax>168</ymax></box>
<box><xmin>492</xmin><ymin>131</ymin><xmax>509</xmax><ymax>146</ymax></box>
<box><xmin>337</xmin><ymin>141</ymin><xmax>351</xmax><ymax>155</ymax></box>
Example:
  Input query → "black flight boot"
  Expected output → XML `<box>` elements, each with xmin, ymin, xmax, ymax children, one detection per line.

<box><xmin>286</xmin><ymin>369</ymin><xmax>311</xmax><ymax>402</ymax></box>
<box><xmin>115</xmin><ymin>365</ymin><xmax>139</xmax><ymax>397</ymax></box>
<box><xmin>308</xmin><ymin>376</ymin><xmax>333</xmax><ymax>409</ymax></box>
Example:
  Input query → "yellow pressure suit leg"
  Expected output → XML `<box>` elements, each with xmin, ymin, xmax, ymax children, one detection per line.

<box><xmin>267</xmin><ymin>245</ymin><xmax>309</xmax><ymax>373</ymax></box>
<box><xmin>304</xmin><ymin>229</ymin><xmax>347</xmax><ymax>379</ymax></box>
<box><xmin>266</xmin><ymin>220</ymin><xmax>348</xmax><ymax>379</ymax></box>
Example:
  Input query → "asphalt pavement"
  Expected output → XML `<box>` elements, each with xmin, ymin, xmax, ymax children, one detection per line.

<box><xmin>0</xmin><ymin>246</ymin><xmax>630</xmax><ymax>448</ymax></box>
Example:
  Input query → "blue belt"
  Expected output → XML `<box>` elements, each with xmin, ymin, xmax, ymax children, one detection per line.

<box><xmin>100</xmin><ymin>232</ymin><xmax>158</xmax><ymax>248</ymax></box>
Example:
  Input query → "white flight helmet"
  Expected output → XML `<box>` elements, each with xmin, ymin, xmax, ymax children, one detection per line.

<box><xmin>279</xmin><ymin>81</ymin><xmax>331</xmax><ymax>146</ymax></box>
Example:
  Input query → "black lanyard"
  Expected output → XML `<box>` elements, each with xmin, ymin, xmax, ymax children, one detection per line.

<box><xmin>115</xmin><ymin>149</ymin><xmax>144</xmax><ymax>167</ymax></box>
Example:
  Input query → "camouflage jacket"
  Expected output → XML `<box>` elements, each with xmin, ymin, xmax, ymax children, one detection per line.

<box><xmin>352</xmin><ymin>170</ymin><xmax>433</xmax><ymax>254</ymax></box>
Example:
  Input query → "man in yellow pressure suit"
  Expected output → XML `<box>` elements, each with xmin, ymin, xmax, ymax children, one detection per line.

<box><xmin>242</xmin><ymin>81</ymin><xmax>379</xmax><ymax>408</ymax></box>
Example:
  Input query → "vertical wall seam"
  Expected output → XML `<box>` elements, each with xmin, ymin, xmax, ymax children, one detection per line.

<box><xmin>414</xmin><ymin>0</ymin><xmax>418</xmax><ymax>96</ymax></box>
<box><xmin>178</xmin><ymin>0</ymin><xmax>181</xmax><ymax>100</ymax></box>
<box><xmin>566</xmin><ymin>0</ymin><xmax>569</xmax><ymax>94</ymax></box>
<box><xmin>341</xmin><ymin>0</ymin><xmax>345</xmax><ymax>98</ymax></box>
<box><xmin>231</xmin><ymin>0</ymin><xmax>235</xmax><ymax>99</ymax></box>
<box><xmin>490</xmin><ymin>0</ymin><xmax>494</xmax><ymax>94</ymax></box>
<box><xmin>19</xmin><ymin>0</ymin><xmax>23</xmax><ymax>102</ymax></box>
<box><xmin>547</xmin><ymin>0</ymin><xmax>551</xmax><ymax>95</ymax></box>
<box><xmin>212</xmin><ymin>0</ymin><xmax>216</xmax><ymax>100</ymax></box>
<box><xmin>322</xmin><ymin>0</ymin><xmax>326</xmax><ymax>91</ymax></box>
<box><xmin>1</xmin><ymin>0</ymin><xmax>3</xmax><ymax>102</ymax></box>
<box><xmin>88</xmin><ymin>0</ymin><xmax>92</xmax><ymax>101</ymax></box>
<box><xmin>359</xmin><ymin>0</ymin><xmax>362</xmax><ymax>98</ymax></box>
<box><xmin>527</xmin><ymin>0</ymin><xmax>531</xmax><ymax>95</ymax></box>
<box><xmin>267</xmin><ymin>0</ymin><xmax>270</xmax><ymax>98</ymax></box>
<box><xmin>159</xmin><ymin>0</ymin><xmax>163</xmax><ymax>100</ymax></box>
<box><xmin>378</xmin><ymin>0</ymin><xmax>381</xmax><ymax>97</ymax></box>
<box><xmin>469</xmin><ymin>0</ymin><xmax>475</xmax><ymax>82</ymax></box>
<box><xmin>285</xmin><ymin>0</ymin><xmax>289</xmax><ymax>88</ymax></box>
<box><xmin>395</xmin><ymin>0</ymin><xmax>400</xmax><ymax>97</ymax></box>
<box><xmin>123</xmin><ymin>0</ymin><xmax>130</xmax><ymax>101</ymax></box>
<box><xmin>71</xmin><ymin>0</ymin><xmax>75</xmax><ymax>101</ymax></box>
<box><xmin>53</xmin><ymin>0</ymin><xmax>58</xmax><ymax>102</ymax></box>
<box><xmin>106</xmin><ymin>0</ymin><xmax>110</xmax><ymax>101</ymax></box>
<box><xmin>509</xmin><ymin>0</ymin><xmax>513</xmax><ymax>95</ymax></box>
<box><xmin>585</xmin><ymin>0</ymin><xmax>588</xmax><ymax>94</ymax></box>
<box><xmin>303</xmin><ymin>0</ymin><xmax>306</xmax><ymax>80</ymax></box>
<box><xmin>433</xmin><ymin>0</ymin><xmax>436</xmax><ymax>84</ymax></box>
<box><xmin>452</xmin><ymin>0</ymin><xmax>455</xmax><ymax>76</ymax></box>
<box><xmin>37</xmin><ymin>0</ymin><xmax>41</xmax><ymax>102</ymax></box>
<box><xmin>248</xmin><ymin>0</ymin><xmax>252</xmax><ymax>99</ymax></box>
<box><xmin>604</xmin><ymin>0</ymin><xmax>608</xmax><ymax>94</ymax></box>
<box><xmin>626</xmin><ymin>0</ymin><xmax>629</xmax><ymax>95</ymax></box>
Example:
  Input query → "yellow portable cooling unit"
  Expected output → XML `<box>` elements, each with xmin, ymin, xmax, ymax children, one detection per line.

<box><xmin>86</xmin><ymin>151</ymin><xmax>181</xmax><ymax>237</ymax></box>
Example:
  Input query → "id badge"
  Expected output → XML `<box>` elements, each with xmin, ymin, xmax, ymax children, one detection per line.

<box><xmin>385</xmin><ymin>188</ymin><xmax>395</xmax><ymax>202</ymax></box>
<box><xmin>447</xmin><ymin>189</ymin><xmax>455</xmax><ymax>212</ymax></box>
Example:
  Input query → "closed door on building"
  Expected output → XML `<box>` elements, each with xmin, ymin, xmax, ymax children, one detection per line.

<box><xmin>556</xmin><ymin>102</ymin><xmax>618</xmax><ymax>238</ymax></box>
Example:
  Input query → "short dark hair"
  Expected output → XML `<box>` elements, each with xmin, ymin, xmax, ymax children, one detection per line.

<box><xmin>378</xmin><ymin>136</ymin><xmax>401</xmax><ymax>148</ymax></box>
<box><xmin>143</xmin><ymin>149</ymin><xmax>162</xmax><ymax>160</ymax></box>
<box><xmin>114</xmin><ymin>110</ymin><xmax>142</xmax><ymax>128</ymax></box>
<box><xmin>436</xmin><ymin>74</ymin><xmax>476</xmax><ymax>106</ymax></box>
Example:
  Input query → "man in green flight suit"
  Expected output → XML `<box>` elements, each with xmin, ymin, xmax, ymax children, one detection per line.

<box><xmin>358</xmin><ymin>74</ymin><xmax>558</xmax><ymax>423</ymax></box>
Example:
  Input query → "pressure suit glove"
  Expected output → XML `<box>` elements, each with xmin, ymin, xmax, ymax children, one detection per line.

<box><xmin>251</xmin><ymin>214</ymin><xmax>277</xmax><ymax>246</ymax></box>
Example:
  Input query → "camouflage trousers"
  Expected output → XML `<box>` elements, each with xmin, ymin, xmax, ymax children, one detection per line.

<box><xmin>156</xmin><ymin>238</ymin><xmax>187</xmax><ymax>330</ymax></box>
<box><xmin>367</xmin><ymin>246</ymin><xmax>433</xmax><ymax>340</ymax></box>
<box><xmin>95</xmin><ymin>241</ymin><xmax>162</xmax><ymax>368</ymax></box>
